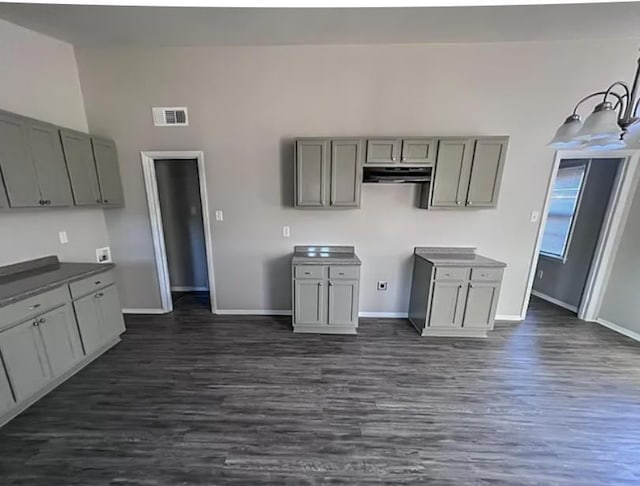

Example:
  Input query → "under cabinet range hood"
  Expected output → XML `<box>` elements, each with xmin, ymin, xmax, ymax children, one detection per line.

<box><xmin>363</xmin><ymin>166</ymin><xmax>432</xmax><ymax>184</ymax></box>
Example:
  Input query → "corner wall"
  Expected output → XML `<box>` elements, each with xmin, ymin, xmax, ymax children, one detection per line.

<box><xmin>0</xmin><ymin>19</ymin><xmax>109</xmax><ymax>266</ymax></box>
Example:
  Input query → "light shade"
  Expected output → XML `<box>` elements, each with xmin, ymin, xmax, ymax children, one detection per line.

<box><xmin>575</xmin><ymin>102</ymin><xmax>622</xmax><ymax>141</ymax></box>
<box><xmin>586</xmin><ymin>136</ymin><xmax>626</xmax><ymax>150</ymax></box>
<box><xmin>622</xmin><ymin>118</ymin><xmax>640</xmax><ymax>148</ymax></box>
<box><xmin>548</xmin><ymin>114</ymin><xmax>585</xmax><ymax>148</ymax></box>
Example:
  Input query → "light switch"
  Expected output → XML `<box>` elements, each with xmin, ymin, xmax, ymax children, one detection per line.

<box><xmin>530</xmin><ymin>210</ymin><xmax>540</xmax><ymax>223</ymax></box>
<box><xmin>283</xmin><ymin>226</ymin><xmax>290</xmax><ymax>238</ymax></box>
<box><xmin>59</xmin><ymin>231</ymin><xmax>68</xmax><ymax>244</ymax></box>
<box><xmin>215</xmin><ymin>210</ymin><xmax>223</xmax><ymax>221</ymax></box>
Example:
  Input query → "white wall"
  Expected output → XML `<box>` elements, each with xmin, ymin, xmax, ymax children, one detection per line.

<box><xmin>0</xmin><ymin>19</ymin><xmax>109</xmax><ymax>266</ymax></box>
<box><xmin>74</xmin><ymin>39</ymin><xmax>640</xmax><ymax>316</ymax></box>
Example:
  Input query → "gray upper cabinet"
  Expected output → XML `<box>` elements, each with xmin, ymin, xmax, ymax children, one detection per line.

<box><xmin>401</xmin><ymin>138</ymin><xmax>436</xmax><ymax>164</ymax></box>
<box><xmin>60</xmin><ymin>129</ymin><xmax>102</xmax><ymax>206</ymax></box>
<box><xmin>27</xmin><ymin>120</ymin><xmax>73</xmax><ymax>207</ymax></box>
<box><xmin>295</xmin><ymin>140</ymin><xmax>328</xmax><ymax>207</ymax></box>
<box><xmin>466</xmin><ymin>137</ymin><xmax>508</xmax><ymax>208</ymax></box>
<box><xmin>330</xmin><ymin>139</ymin><xmax>361</xmax><ymax>207</ymax></box>
<box><xmin>295</xmin><ymin>139</ymin><xmax>361</xmax><ymax>209</ymax></box>
<box><xmin>0</xmin><ymin>318</ymin><xmax>51</xmax><ymax>403</ymax></box>
<box><xmin>365</xmin><ymin>138</ymin><xmax>400</xmax><ymax>164</ymax></box>
<box><xmin>36</xmin><ymin>304</ymin><xmax>84</xmax><ymax>378</ymax></box>
<box><xmin>91</xmin><ymin>137</ymin><xmax>125</xmax><ymax>207</ymax></box>
<box><xmin>429</xmin><ymin>137</ymin><xmax>508</xmax><ymax>209</ymax></box>
<box><xmin>0</xmin><ymin>111</ymin><xmax>41</xmax><ymax>208</ymax></box>
<box><xmin>431</xmin><ymin>138</ymin><xmax>473</xmax><ymax>208</ymax></box>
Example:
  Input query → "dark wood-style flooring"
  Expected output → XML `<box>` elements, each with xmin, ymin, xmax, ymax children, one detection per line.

<box><xmin>1</xmin><ymin>297</ymin><xmax>639</xmax><ymax>485</ymax></box>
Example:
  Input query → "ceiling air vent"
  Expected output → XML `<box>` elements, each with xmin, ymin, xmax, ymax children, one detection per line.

<box><xmin>152</xmin><ymin>107</ymin><xmax>188</xmax><ymax>127</ymax></box>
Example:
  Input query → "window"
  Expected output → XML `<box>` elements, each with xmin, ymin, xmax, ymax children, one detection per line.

<box><xmin>540</xmin><ymin>162</ymin><xmax>588</xmax><ymax>260</ymax></box>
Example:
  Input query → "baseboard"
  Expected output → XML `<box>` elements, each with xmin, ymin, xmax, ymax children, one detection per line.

<box><xmin>596</xmin><ymin>318</ymin><xmax>640</xmax><ymax>343</ymax></box>
<box><xmin>170</xmin><ymin>286</ymin><xmax>208</xmax><ymax>292</ymax></box>
<box><xmin>495</xmin><ymin>314</ymin><xmax>524</xmax><ymax>321</ymax></box>
<box><xmin>215</xmin><ymin>309</ymin><xmax>292</xmax><ymax>316</ymax></box>
<box><xmin>122</xmin><ymin>308</ymin><xmax>168</xmax><ymax>315</ymax></box>
<box><xmin>359</xmin><ymin>311</ymin><xmax>408</xmax><ymax>318</ymax></box>
<box><xmin>531</xmin><ymin>290</ymin><xmax>578</xmax><ymax>313</ymax></box>
<box><xmin>0</xmin><ymin>336</ymin><xmax>121</xmax><ymax>428</ymax></box>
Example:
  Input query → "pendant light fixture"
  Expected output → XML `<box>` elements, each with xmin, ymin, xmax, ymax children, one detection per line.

<box><xmin>548</xmin><ymin>52</ymin><xmax>640</xmax><ymax>149</ymax></box>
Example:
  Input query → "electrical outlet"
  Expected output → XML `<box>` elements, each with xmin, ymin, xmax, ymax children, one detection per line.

<box><xmin>377</xmin><ymin>281</ymin><xmax>388</xmax><ymax>291</ymax></box>
<box><xmin>283</xmin><ymin>226</ymin><xmax>290</xmax><ymax>238</ymax></box>
<box><xmin>58</xmin><ymin>231</ymin><xmax>68</xmax><ymax>244</ymax></box>
<box><xmin>537</xmin><ymin>270</ymin><xmax>544</xmax><ymax>279</ymax></box>
<box><xmin>96</xmin><ymin>247</ymin><xmax>112</xmax><ymax>263</ymax></box>
<box><xmin>215</xmin><ymin>210</ymin><xmax>224</xmax><ymax>221</ymax></box>
<box><xmin>530</xmin><ymin>211</ymin><xmax>540</xmax><ymax>223</ymax></box>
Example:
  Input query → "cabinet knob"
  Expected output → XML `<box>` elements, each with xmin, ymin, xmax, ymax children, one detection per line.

<box><xmin>468</xmin><ymin>201</ymin><xmax>473</xmax><ymax>206</ymax></box>
<box><xmin>38</xmin><ymin>200</ymin><xmax>44</xmax><ymax>206</ymax></box>
<box><xmin>96</xmin><ymin>199</ymin><xmax>101</xmax><ymax>204</ymax></box>
<box><xmin>328</xmin><ymin>281</ymin><xmax>333</xmax><ymax>287</ymax></box>
<box><xmin>391</xmin><ymin>157</ymin><xmax>396</xmax><ymax>161</ymax></box>
<box><xmin>38</xmin><ymin>317</ymin><xmax>46</xmax><ymax>324</ymax></box>
<box><xmin>95</xmin><ymin>280</ymin><xmax>102</xmax><ymax>285</ymax></box>
<box><xmin>104</xmin><ymin>199</ymin><xmax>109</xmax><ymax>204</ymax></box>
<box><xmin>456</xmin><ymin>201</ymin><xmax>461</xmax><ymax>206</ymax></box>
<box><xmin>28</xmin><ymin>304</ymin><xmax>41</xmax><ymax>310</ymax></box>
<box><xmin>401</xmin><ymin>157</ymin><xmax>406</xmax><ymax>161</ymax></box>
<box><xmin>32</xmin><ymin>321</ymin><xmax>38</xmax><ymax>327</ymax></box>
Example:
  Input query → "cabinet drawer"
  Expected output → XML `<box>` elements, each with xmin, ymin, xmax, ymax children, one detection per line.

<box><xmin>69</xmin><ymin>269</ymin><xmax>116</xmax><ymax>299</ymax></box>
<box><xmin>329</xmin><ymin>266</ymin><xmax>359</xmax><ymax>280</ymax></box>
<box><xmin>470</xmin><ymin>267</ymin><xmax>503</xmax><ymax>282</ymax></box>
<box><xmin>1</xmin><ymin>285</ymin><xmax>70</xmax><ymax>328</ymax></box>
<box><xmin>434</xmin><ymin>267</ymin><xmax>470</xmax><ymax>281</ymax></box>
<box><xmin>294</xmin><ymin>266</ymin><xmax>325</xmax><ymax>279</ymax></box>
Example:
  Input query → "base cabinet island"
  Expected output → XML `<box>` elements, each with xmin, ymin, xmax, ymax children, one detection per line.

<box><xmin>291</xmin><ymin>246</ymin><xmax>361</xmax><ymax>335</ymax></box>
<box><xmin>408</xmin><ymin>247</ymin><xmax>506</xmax><ymax>337</ymax></box>
<box><xmin>0</xmin><ymin>256</ymin><xmax>125</xmax><ymax>426</ymax></box>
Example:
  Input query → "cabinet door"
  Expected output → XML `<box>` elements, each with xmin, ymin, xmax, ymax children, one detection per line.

<box><xmin>37</xmin><ymin>304</ymin><xmax>84</xmax><ymax>378</ymax></box>
<box><xmin>431</xmin><ymin>138</ymin><xmax>474</xmax><ymax>208</ymax></box>
<box><xmin>73</xmin><ymin>293</ymin><xmax>104</xmax><ymax>356</ymax></box>
<box><xmin>428</xmin><ymin>281</ymin><xmax>467</xmax><ymax>328</ymax></box>
<box><xmin>0</xmin><ymin>360</ymin><xmax>15</xmax><ymax>416</ymax></box>
<box><xmin>330</xmin><ymin>139</ymin><xmax>361</xmax><ymax>208</ymax></box>
<box><xmin>401</xmin><ymin>138</ymin><xmax>436</xmax><ymax>164</ymax></box>
<box><xmin>365</xmin><ymin>139</ymin><xmax>400</xmax><ymax>164</ymax></box>
<box><xmin>328</xmin><ymin>280</ymin><xmax>358</xmax><ymax>326</ymax></box>
<box><xmin>294</xmin><ymin>279</ymin><xmax>325</xmax><ymax>325</ymax></box>
<box><xmin>0</xmin><ymin>111</ymin><xmax>41</xmax><ymax>208</ymax></box>
<box><xmin>466</xmin><ymin>137</ymin><xmax>508</xmax><ymax>208</ymax></box>
<box><xmin>462</xmin><ymin>282</ymin><xmax>500</xmax><ymax>329</ymax></box>
<box><xmin>92</xmin><ymin>137</ymin><xmax>125</xmax><ymax>207</ymax></box>
<box><xmin>295</xmin><ymin>140</ymin><xmax>328</xmax><ymax>207</ymax></box>
<box><xmin>27</xmin><ymin>121</ymin><xmax>73</xmax><ymax>207</ymax></box>
<box><xmin>60</xmin><ymin>129</ymin><xmax>102</xmax><ymax>206</ymax></box>
<box><xmin>0</xmin><ymin>320</ymin><xmax>51</xmax><ymax>403</ymax></box>
<box><xmin>96</xmin><ymin>284</ymin><xmax>126</xmax><ymax>341</ymax></box>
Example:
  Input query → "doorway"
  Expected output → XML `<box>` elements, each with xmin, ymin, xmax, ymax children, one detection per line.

<box><xmin>141</xmin><ymin>151</ymin><xmax>216</xmax><ymax>313</ymax></box>
<box><xmin>531</xmin><ymin>157</ymin><xmax>622</xmax><ymax>314</ymax></box>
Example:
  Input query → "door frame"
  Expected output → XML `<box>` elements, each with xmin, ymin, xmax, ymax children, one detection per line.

<box><xmin>523</xmin><ymin>149</ymin><xmax>640</xmax><ymax>321</ymax></box>
<box><xmin>141</xmin><ymin>151</ymin><xmax>217</xmax><ymax>314</ymax></box>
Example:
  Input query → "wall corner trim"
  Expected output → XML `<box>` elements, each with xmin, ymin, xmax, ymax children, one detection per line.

<box><xmin>596</xmin><ymin>318</ymin><xmax>640</xmax><ymax>343</ymax></box>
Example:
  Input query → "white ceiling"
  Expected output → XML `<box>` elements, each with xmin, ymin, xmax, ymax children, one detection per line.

<box><xmin>1</xmin><ymin>3</ymin><xmax>640</xmax><ymax>47</ymax></box>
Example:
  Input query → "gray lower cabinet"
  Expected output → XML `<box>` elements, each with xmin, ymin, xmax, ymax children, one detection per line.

<box><xmin>295</xmin><ymin>139</ymin><xmax>361</xmax><ymax>209</ymax></box>
<box><xmin>409</xmin><ymin>259</ymin><xmax>503</xmax><ymax>337</ymax></box>
<box><xmin>0</xmin><ymin>318</ymin><xmax>52</xmax><ymax>403</ymax></box>
<box><xmin>0</xmin><ymin>269</ymin><xmax>125</xmax><ymax>427</ymax></box>
<box><xmin>91</xmin><ymin>137</ymin><xmax>125</xmax><ymax>207</ymax></box>
<box><xmin>292</xmin><ymin>265</ymin><xmax>360</xmax><ymax>334</ymax></box>
<box><xmin>60</xmin><ymin>129</ymin><xmax>102</xmax><ymax>206</ymax></box>
<box><xmin>426</xmin><ymin>136</ymin><xmax>508</xmax><ymax>209</ymax></box>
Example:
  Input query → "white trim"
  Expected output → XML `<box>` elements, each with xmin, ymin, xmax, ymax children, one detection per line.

<box><xmin>359</xmin><ymin>311</ymin><xmax>408</xmax><ymax>318</ymax></box>
<box><xmin>495</xmin><ymin>314</ymin><xmax>523</xmax><ymax>321</ymax></box>
<box><xmin>530</xmin><ymin>290</ymin><xmax>578</xmax><ymax>313</ymax></box>
<box><xmin>140</xmin><ymin>151</ymin><xmax>218</xmax><ymax>315</ymax></box>
<box><xmin>215</xmin><ymin>309</ymin><xmax>292</xmax><ymax>316</ymax></box>
<box><xmin>596</xmin><ymin>318</ymin><xmax>640</xmax><ymax>343</ymax></box>
<box><xmin>122</xmin><ymin>308</ymin><xmax>169</xmax><ymax>315</ymax></box>
<box><xmin>170</xmin><ymin>286</ymin><xmax>209</xmax><ymax>292</ymax></box>
<box><xmin>523</xmin><ymin>150</ymin><xmax>640</xmax><ymax>322</ymax></box>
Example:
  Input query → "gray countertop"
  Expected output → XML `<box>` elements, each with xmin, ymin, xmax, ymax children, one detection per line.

<box><xmin>291</xmin><ymin>245</ymin><xmax>361</xmax><ymax>266</ymax></box>
<box><xmin>414</xmin><ymin>246</ymin><xmax>506</xmax><ymax>268</ymax></box>
<box><xmin>0</xmin><ymin>256</ymin><xmax>115</xmax><ymax>308</ymax></box>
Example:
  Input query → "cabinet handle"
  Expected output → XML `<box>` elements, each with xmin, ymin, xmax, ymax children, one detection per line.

<box><xmin>38</xmin><ymin>200</ymin><xmax>44</xmax><ymax>206</ymax></box>
<box><xmin>96</xmin><ymin>199</ymin><xmax>101</xmax><ymax>204</ymax></box>
<box><xmin>469</xmin><ymin>283</ymin><xmax>474</xmax><ymax>289</ymax></box>
<box><xmin>94</xmin><ymin>292</ymin><xmax>103</xmax><ymax>299</ymax></box>
<box><xmin>28</xmin><ymin>304</ymin><xmax>41</xmax><ymax>310</ymax></box>
<box><xmin>328</xmin><ymin>281</ymin><xmax>333</xmax><ymax>287</ymax></box>
<box><xmin>95</xmin><ymin>280</ymin><xmax>102</xmax><ymax>285</ymax></box>
<box><xmin>38</xmin><ymin>317</ymin><xmax>46</xmax><ymax>324</ymax></box>
<box><xmin>104</xmin><ymin>199</ymin><xmax>109</xmax><ymax>204</ymax></box>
